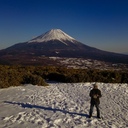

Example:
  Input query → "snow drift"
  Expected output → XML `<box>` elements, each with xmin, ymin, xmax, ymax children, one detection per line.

<box><xmin>0</xmin><ymin>83</ymin><xmax>128</xmax><ymax>128</ymax></box>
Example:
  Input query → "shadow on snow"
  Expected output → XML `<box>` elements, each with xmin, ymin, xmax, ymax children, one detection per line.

<box><xmin>4</xmin><ymin>101</ymin><xmax>88</xmax><ymax>118</ymax></box>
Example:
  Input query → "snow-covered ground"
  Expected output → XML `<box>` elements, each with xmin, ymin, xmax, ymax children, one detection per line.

<box><xmin>0</xmin><ymin>83</ymin><xmax>128</xmax><ymax>128</ymax></box>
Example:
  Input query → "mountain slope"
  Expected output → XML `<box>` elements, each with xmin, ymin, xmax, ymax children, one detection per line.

<box><xmin>28</xmin><ymin>29</ymin><xmax>76</xmax><ymax>44</ymax></box>
<box><xmin>0</xmin><ymin>29</ymin><xmax>128</xmax><ymax>65</ymax></box>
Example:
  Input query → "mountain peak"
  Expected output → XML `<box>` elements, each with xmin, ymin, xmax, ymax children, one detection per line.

<box><xmin>28</xmin><ymin>29</ymin><xmax>76</xmax><ymax>43</ymax></box>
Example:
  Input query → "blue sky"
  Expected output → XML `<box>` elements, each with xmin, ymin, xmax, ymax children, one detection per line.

<box><xmin>0</xmin><ymin>0</ymin><xmax>128</xmax><ymax>53</ymax></box>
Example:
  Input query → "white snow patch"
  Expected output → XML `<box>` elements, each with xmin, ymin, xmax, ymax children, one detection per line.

<box><xmin>0</xmin><ymin>83</ymin><xmax>128</xmax><ymax>128</ymax></box>
<box><xmin>28</xmin><ymin>29</ymin><xmax>76</xmax><ymax>44</ymax></box>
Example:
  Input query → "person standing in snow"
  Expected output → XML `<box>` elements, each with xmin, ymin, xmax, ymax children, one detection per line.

<box><xmin>89</xmin><ymin>84</ymin><xmax>102</xmax><ymax>118</ymax></box>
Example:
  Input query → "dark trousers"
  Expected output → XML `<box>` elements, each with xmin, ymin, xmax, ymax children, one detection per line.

<box><xmin>89</xmin><ymin>103</ymin><xmax>100</xmax><ymax>117</ymax></box>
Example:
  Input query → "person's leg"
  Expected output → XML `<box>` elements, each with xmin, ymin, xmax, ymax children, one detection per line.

<box><xmin>95</xmin><ymin>104</ymin><xmax>100</xmax><ymax>118</ymax></box>
<box><xmin>89</xmin><ymin>104</ymin><xmax>94</xmax><ymax>117</ymax></box>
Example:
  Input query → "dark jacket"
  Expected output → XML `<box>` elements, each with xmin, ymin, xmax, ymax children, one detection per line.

<box><xmin>89</xmin><ymin>88</ymin><xmax>102</xmax><ymax>105</ymax></box>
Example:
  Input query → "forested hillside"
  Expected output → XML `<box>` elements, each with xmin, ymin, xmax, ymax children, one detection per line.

<box><xmin>0</xmin><ymin>65</ymin><xmax>128</xmax><ymax>88</ymax></box>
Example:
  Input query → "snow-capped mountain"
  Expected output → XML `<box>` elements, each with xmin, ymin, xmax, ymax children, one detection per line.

<box><xmin>0</xmin><ymin>29</ymin><xmax>128</xmax><ymax>65</ymax></box>
<box><xmin>28</xmin><ymin>29</ymin><xmax>76</xmax><ymax>44</ymax></box>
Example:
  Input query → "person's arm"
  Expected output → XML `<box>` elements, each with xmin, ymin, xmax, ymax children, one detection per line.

<box><xmin>98</xmin><ymin>90</ymin><xmax>102</xmax><ymax>98</ymax></box>
<box><xmin>89</xmin><ymin>90</ymin><xmax>92</xmax><ymax>97</ymax></box>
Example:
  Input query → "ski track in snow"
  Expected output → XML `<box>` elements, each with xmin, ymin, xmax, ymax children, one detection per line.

<box><xmin>0</xmin><ymin>83</ymin><xmax>128</xmax><ymax>128</ymax></box>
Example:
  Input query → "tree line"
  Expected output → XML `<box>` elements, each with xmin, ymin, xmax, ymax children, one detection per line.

<box><xmin>0</xmin><ymin>65</ymin><xmax>128</xmax><ymax>88</ymax></box>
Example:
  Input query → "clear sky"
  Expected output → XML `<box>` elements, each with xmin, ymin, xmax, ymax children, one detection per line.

<box><xmin>0</xmin><ymin>0</ymin><xmax>128</xmax><ymax>53</ymax></box>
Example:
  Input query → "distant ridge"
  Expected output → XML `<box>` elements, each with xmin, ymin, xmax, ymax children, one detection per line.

<box><xmin>0</xmin><ymin>29</ymin><xmax>128</xmax><ymax>65</ymax></box>
<box><xmin>122</xmin><ymin>52</ymin><xmax>128</xmax><ymax>55</ymax></box>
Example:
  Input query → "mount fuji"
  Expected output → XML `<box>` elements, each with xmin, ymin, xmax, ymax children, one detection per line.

<box><xmin>0</xmin><ymin>29</ymin><xmax>128</xmax><ymax>65</ymax></box>
<box><xmin>28</xmin><ymin>29</ymin><xmax>76</xmax><ymax>44</ymax></box>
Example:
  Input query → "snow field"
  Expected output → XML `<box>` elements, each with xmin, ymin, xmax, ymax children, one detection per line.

<box><xmin>0</xmin><ymin>83</ymin><xmax>128</xmax><ymax>128</ymax></box>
